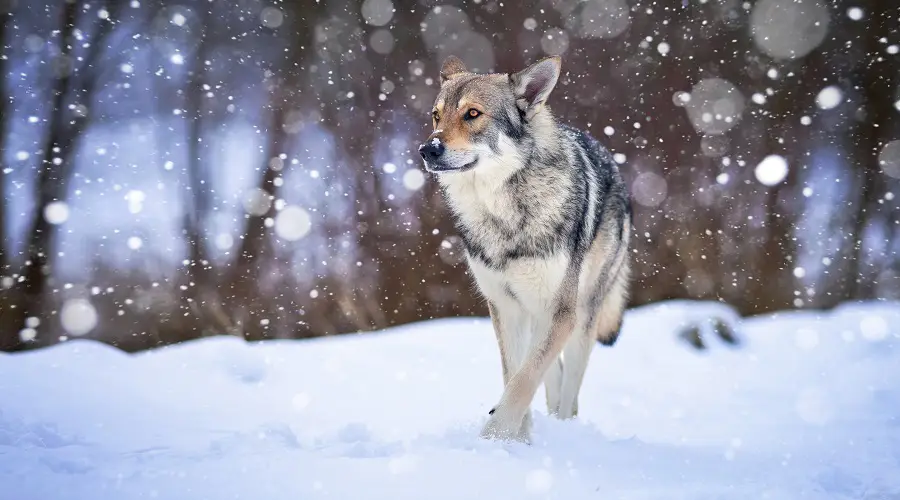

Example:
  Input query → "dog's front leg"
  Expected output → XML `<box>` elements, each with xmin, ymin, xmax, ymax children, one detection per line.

<box><xmin>487</xmin><ymin>299</ymin><xmax>534</xmax><ymax>440</ymax></box>
<box><xmin>487</xmin><ymin>301</ymin><xmax>511</xmax><ymax>385</ymax></box>
<box><xmin>481</xmin><ymin>282</ymin><xmax>577</xmax><ymax>442</ymax></box>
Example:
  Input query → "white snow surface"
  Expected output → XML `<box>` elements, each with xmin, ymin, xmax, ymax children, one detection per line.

<box><xmin>2</xmin><ymin>300</ymin><xmax>900</xmax><ymax>499</ymax></box>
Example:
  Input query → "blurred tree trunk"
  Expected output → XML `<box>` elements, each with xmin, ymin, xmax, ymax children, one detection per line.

<box><xmin>0</xmin><ymin>3</ymin><xmax>11</xmax><ymax>274</ymax></box>
<box><xmin>742</xmin><ymin>89</ymin><xmax>801</xmax><ymax>314</ymax></box>
<box><xmin>1</xmin><ymin>0</ymin><xmax>120</xmax><ymax>350</ymax></box>
<box><xmin>227</xmin><ymin>0</ymin><xmax>322</xmax><ymax>338</ymax></box>
<box><xmin>309</xmin><ymin>1</ymin><xmax>385</xmax><ymax>331</ymax></box>
<box><xmin>3</xmin><ymin>1</ymin><xmax>81</xmax><ymax>350</ymax></box>
<box><xmin>181</xmin><ymin>6</ymin><xmax>233</xmax><ymax>336</ymax></box>
<box><xmin>847</xmin><ymin>5</ymin><xmax>899</xmax><ymax>299</ymax></box>
<box><xmin>227</xmin><ymin>97</ymin><xmax>285</xmax><ymax>339</ymax></box>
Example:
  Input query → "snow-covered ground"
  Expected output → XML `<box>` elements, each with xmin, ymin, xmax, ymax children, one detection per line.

<box><xmin>2</xmin><ymin>300</ymin><xmax>899</xmax><ymax>499</ymax></box>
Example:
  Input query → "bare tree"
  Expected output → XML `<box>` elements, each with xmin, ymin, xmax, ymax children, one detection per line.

<box><xmin>179</xmin><ymin>2</ymin><xmax>234</xmax><ymax>336</ymax></box>
<box><xmin>847</xmin><ymin>3</ymin><xmax>900</xmax><ymax>299</ymax></box>
<box><xmin>0</xmin><ymin>0</ymin><xmax>14</xmax><ymax>274</ymax></box>
<box><xmin>1</xmin><ymin>0</ymin><xmax>125</xmax><ymax>350</ymax></box>
<box><xmin>225</xmin><ymin>0</ymin><xmax>326</xmax><ymax>339</ymax></box>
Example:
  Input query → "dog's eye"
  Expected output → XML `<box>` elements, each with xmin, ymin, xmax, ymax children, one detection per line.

<box><xmin>465</xmin><ymin>108</ymin><xmax>482</xmax><ymax>120</ymax></box>
<box><xmin>432</xmin><ymin>111</ymin><xmax>440</xmax><ymax>123</ymax></box>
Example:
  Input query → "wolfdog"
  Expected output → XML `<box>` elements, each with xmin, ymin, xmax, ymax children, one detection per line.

<box><xmin>418</xmin><ymin>55</ymin><xmax>632</xmax><ymax>442</ymax></box>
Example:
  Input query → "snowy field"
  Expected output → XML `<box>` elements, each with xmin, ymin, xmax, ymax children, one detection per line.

<box><xmin>2</xmin><ymin>300</ymin><xmax>899</xmax><ymax>500</ymax></box>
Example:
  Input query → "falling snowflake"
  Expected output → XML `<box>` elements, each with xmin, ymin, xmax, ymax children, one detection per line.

<box><xmin>751</xmin><ymin>0</ymin><xmax>829</xmax><ymax>60</ymax></box>
<box><xmin>60</xmin><ymin>298</ymin><xmax>99</xmax><ymax>336</ymax></box>
<box><xmin>754</xmin><ymin>155</ymin><xmax>788</xmax><ymax>186</ymax></box>
<box><xmin>260</xmin><ymin>7</ymin><xmax>284</xmax><ymax>28</ymax></box>
<box><xmin>815</xmin><ymin>86</ymin><xmax>843</xmax><ymax>110</ymax></box>
<box><xmin>402</xmin><ymin>169</ymin><xmax>426</xmax><ymax>191</ymax></box>
<box><xmin>43</xmin><ymin>201</ymin><xmax>70</xmax><ymax>225</ymax></box>
<box><xmin>846</xmin><ymin>7</ymin><xmax>864</xmax><ymax>20</ymax></box>
<box><xmin>275</xmin><ymin>206</ymin><xmax>312</xmax><ymax>241</ymax></box>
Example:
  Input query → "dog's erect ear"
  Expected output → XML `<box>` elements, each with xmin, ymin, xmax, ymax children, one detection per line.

<box><xmin>510</xmin><ymin>56</ymin><xmax>561</xmax><ymax>120</ymax></box>
<box><xmin>440</xmin><ymin>55</ymin><xmax>468</xmax><ymax>85</ymax></box>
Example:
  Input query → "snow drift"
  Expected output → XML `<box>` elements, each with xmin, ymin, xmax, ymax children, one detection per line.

<box><xmin>1</xmin><ymin>300</ymin><xmax>899</xmax><ymax>499</ymax></box>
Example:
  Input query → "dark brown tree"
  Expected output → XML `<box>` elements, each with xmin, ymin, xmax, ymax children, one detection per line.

<box><xmin>0</xmin><ymin>0</ymin><xmax>125</xmax><ymax>350</ymax></box>
<box><xmin>0</xmin><ymin>1</ymin><xmax>13</xmax><ymax>274</ymax></box>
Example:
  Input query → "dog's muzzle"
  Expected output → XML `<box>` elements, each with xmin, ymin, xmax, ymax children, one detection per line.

<box><xmin>418</xmin><ymin>140</ymin><xmax>477</xmax><ymax>173</ymax></box>
<box><xmin>418</xmin><ymin>140</ymin><xmax>445</xmax><ymax>161</ymax></box>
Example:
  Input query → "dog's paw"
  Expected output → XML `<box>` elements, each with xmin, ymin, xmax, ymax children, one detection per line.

<box><xmin>557</xmin><ymin>398</ymin><xmax>579</xmax><ymax>420</ymax></box>
<box><xmin>480</xmin><ymin>408</ymin><xmax>530</xmax><ymax>443</ymax></box>
<box><xmin>546</xmin><ymin>400</ymin><xmax>560</xmax><ymax>417</ymax></box>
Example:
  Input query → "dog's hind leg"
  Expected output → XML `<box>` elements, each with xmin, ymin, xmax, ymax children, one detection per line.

<box><xmin>544</xmin><ymin>356</ymin><xmax>564</xmax><ymax>416</ymax></box>
<box><xmin>557</xmin><ymin>322</ymin><xmax>593</xmax><ymax>420</ymax></box>
<box><xmin>558</xmin><ymin>268</ymin><xmax>629</xmax><ymax>420</ymax></box>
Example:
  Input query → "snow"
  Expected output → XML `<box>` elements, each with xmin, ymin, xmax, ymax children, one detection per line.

<box><xmin>59</xmin><ymin>298</ymin><xmax>99</xmax><ymax>336</ymax></box>
<box><xmin>274</xmin><ymin>206</ymin><xmax>312</xmax><ymax>241</ymax></box>
<box><xmin>2</xmin><ymin>300</ymin><xmax>899</xmax><ymax>499</ymax></box>
<box><xmin>402</xmin><ymin>169</ymin><xmax>426</xmax><ymax>191</ymax></box>
<box><xmin>361</xmin><ymin>0</ymin><xmax>394</xmax><ymax>27</ymax></box>
<box><xmin>755</xmin><ymin>154</ymin><xmax>789</xmax><ymax>186</ymax></box>
<box><xmin>19</xmin><ymin>327</ymin><xmax>38</xmax><ymax>343</ymax></box>
<box><xmin>242</xmin><ymin>188</ymin><xmax>272</xmax><ymax>216</ymax></box>
<box><xmin>750</xmin><ymin>0</ymin><xmax>829</xmax><ymax>60</ymax></box>
<box><xmin>631</xmin><ymin>172</ymin><xmax>667</xmax><ymax>208</ymax></box>
<box><xmin>260</xmin><ymin>7</ymin><xmax>284</xmax><ymax>29</ymax></box>
<box><xmin>541</xmin><ymin>28</ymin><xmax>570</xmax><ymax>57</ymax></box>
<box><xmin>879</xmin><ymin>140</ymin><xmax>900</xmax><ymax>179</ymax></box>
<box><xmin>816</xmin><ymin>86</ymin><xmax>843</xmax><ymax>110</ymax></box>
<box><xmin>576</xmin><ymin>0</ymin><xmax>630</xmax><ymax>39</ymax></box>
<box><xmin>846</xmin><ymin>7</ymin><xmax>864</xmax><ymax>21</ymax></box>
<box><xmin>124</xmin><ymin>190</ymin><xmax>145</xmax><ymax>214</ymax></box>
<box><xmin>370</xmin><ymin>30</ymin><xmax>395</xmax><ymax>55</ymax></box>
<box><xmin>43</xmin><ymin>201</ymin><xmax>70</xmax><ymax>225</ymax></box>
<box><xmin>684</xmin><ymin>78</ymin><xmax>745</xmax><ymax>136</ymax></box>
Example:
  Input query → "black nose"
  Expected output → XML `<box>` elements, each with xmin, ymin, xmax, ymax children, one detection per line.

<box><xmin>418</xmin><ymin>140</ymin><xmax>445</xmax><ymax>160</ymax></box>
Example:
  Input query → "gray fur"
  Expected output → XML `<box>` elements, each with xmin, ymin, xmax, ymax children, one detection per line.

<box><xmin>419</xmin><ymin>56</ymin><xmax>633</xmax><ymax>442</ymax></box>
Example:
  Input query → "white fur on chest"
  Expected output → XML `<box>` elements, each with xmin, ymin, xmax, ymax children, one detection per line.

<box><xmin>468</xmin><ymin>252</ymin><xmax>570</xmax><ymax>313</ymax></box>
<box><xmin>438</xmin><ymin>136</ymin><xmax>522</xmax><ymax>227</ymax></box>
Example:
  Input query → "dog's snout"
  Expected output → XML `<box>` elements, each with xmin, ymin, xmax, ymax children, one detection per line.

<box><xmin>418</xmin><ymin>140</ymin><xmax>445</xmax><ymax>161</ymax></box>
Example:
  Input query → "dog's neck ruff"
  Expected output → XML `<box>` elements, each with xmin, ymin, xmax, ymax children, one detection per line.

<box><xmin>437</xmin><ymin>114</ymin><xmax>579</xmax><ymax>270</ymax></box>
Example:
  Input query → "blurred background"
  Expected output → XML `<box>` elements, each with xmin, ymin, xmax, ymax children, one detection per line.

<box><xmin>0</xmin><ymin>0</ymin><xmax>897</xmax><ymax>352</ymax></box>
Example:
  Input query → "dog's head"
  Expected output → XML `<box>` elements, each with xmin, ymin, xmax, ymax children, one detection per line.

<box><xmin>418</xmin><ymin>55</ymin><xmax>561</xmax><ymax>175</ymax></box>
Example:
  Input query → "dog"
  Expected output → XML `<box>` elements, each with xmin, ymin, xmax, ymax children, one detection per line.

<box><xmin>418</xmin><ymin>55</ymin><xmax>632</xmax><ymax>443</ymax></box>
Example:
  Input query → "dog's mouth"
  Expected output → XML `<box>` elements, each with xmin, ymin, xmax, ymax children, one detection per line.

<box><xmin>424</xmin><ymin>158</ymin><xmax>478</xmax><ymax>174</ymax></box>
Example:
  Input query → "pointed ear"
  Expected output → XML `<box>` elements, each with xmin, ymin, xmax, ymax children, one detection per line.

<box><xmin>440</xmin><ymin>55</ymin><xmax>468</xmax><ymax>85</ymax></box>
<box><xmin>510</xmin><ymin>56</ymin><xmax>561</xmax><ymax>120</ymax></box>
